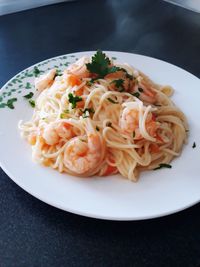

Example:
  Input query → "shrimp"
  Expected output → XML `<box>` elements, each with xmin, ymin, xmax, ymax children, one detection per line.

<box><xmin>35</xmin><ymin>69</ymin><xmax>56</xmax><ymax>92</ymax></box>
<box><xmin>120</xmin><ymin>102</ymin><xmax>157</xmax><ymax>140</ymax></box>
<box><xmin>105</xmin><ymin>67</ymin><xmax>157</xmax><ymax>104</ymax></box>
<box><xmin>105</xmin><ymin>70</ymin><xmax>134</xmax><ymax>92</ymax></box>
<box><xmin>42</xmin><ymin>122</ymin><xmax>74</xmax><ymax>145</ymax></box>
<box><xmin>135</xmin><ymin>77</ymin><xmax>157</xmax><ymax>104</ymax></box>
<box><xmin>66</xmin><ymin>56</ymin><xmax>90</xmax><ymax>79</ymax></box>
<box><xmin>63</xmin><ymin>119</ymin><xmax>105</xmax><ymax>175</ymax></box>
<box><xmin>121</xmin><ymin>108</ymin><xmax>139</xmax><ymax>133</ymax></box>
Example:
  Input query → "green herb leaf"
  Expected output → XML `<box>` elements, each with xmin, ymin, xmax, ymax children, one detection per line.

<box><xmin>107</xmin><ymin>66</ymin><xmax>121</xmax><ymax>74</ymax></box>
<box><xmin>86</xmin><ymin>50</ymin><xmax>120</xmax><ymax>78</ymax></box>
<box><xmin>154</xmin><ymin>163</ymin><xmax>172</xmax><ymax>170</ymax></box>
<box><xmin>29</xmin><ymin>99</ymin><xmax>35</xmax><ymax>108</ymax></box>
<box><xmin>96</xmin><ymin>126</ymin><xmax>100</xmax><ymax>131</ymax></box>
<box><xmin>68</xmin><ymin>93</ymin><xmax>82</xmax><ymax>109</ymax></box>
<box><xmin>112</xmin><ymin>79</ymin><xmax>124</xmax><ymax>88</ymax></box>
<box><xmin>7</xmin><ymin>98</ymin><xmax>17</xmax><ymax>109</ymax></box>
<box><xmin>86</xmin><ymin>50</ymin><xmax>110</xmax><ymax>78</ymax></box>
<box><xmin>111</xmin><ymin>79</ymin><xmax>125</xmax><ymax>91</ymax></box>
<box><xmin>107</xmin><ymin>97</ymin><xmax>119</xmax><ymax>104</ymax></box>
<box><xmin>23</xmin><ymin>92</ymin><xmax>34</xmax><ymax>99</ymax></box>
<box><xmin>120</xmin><ymin>68</ymin><xmax>134</xmax><ymax>80</ymax></box>
<box><xmin>60</xmin><ymin>113</ymin><xmax>68</xmax><ymax>119</ymax></box>
<box><xmin>192</xmin><ymin>142</ymin><xmax>196</xmax><ymax>148</ymax></box>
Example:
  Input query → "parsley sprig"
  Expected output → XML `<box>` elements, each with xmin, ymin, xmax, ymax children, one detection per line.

<box><xmin>86</xmin><ymin>50</ymin><xmax>120</xmax><ymax>78</ymax></box>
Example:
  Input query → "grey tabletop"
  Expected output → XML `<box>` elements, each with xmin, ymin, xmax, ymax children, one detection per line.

<box><xmin>0</xmin><ymin>1</ymin><xmax>200</xmax><ymax>266</ymax></box>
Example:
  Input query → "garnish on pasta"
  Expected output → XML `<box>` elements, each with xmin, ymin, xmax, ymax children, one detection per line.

<box><xmin>18</xmin><ymin>51</ymin><xmax>188</xmax><ymax>181</ymax></box>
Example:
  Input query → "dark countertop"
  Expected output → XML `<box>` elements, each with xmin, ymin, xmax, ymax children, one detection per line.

<box><xmin>0</xmin><ymin>1</ymin><xmax>200</xmax><ymax>266</ymax></box>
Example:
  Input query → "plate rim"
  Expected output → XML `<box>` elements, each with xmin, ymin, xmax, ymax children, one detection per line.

<box><xmin>0</xmin><ymin>50</ymin><xmax>200</xmax><ymax>221</ymax></box>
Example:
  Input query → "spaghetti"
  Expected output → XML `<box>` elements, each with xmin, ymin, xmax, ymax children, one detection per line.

<box><xmin>19</xmin><ymin>51</ymin><xmax>188</xmax><ymax>181</ymax></box>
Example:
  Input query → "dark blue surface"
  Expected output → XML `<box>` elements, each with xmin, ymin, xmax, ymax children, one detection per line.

<box><xmin>0</xmin><ymin>1</ymin><xmax>200</xmax><ymax>266</ymax></box>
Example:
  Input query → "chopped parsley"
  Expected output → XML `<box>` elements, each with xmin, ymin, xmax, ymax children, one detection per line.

<box><xmin>60</xmin><ymin>113</ymin><xmax>66</xmax><ymax>119</ymax></box>
<box><xmin>138</xmin><ymin>87</ymin><xmax>144</xmax><ymax>93</ymax></box>
<box><xmin>192</xmin><ymin>142</ymin><xmax>196</xmax><ymax>148</ymax></box>
<box><xmin>86</xmin><ymin>50</ymin><xmax>120</xmax><ymax>78</ymax></box>
<box><xmin>120</xmin><ymin>68</ymin><xmax>134</xmax><ymax>80</ymax></box>
<box><xmin>60</xmin><ymin>109</ymin><xmax>69</xmax><ymax>119</ymax></box>
<box><xmin>96</xmin><ymin>126</ymin><xmax>100</xmax><ymax>131</ymax></box>
<box><xmin>112</xmin><ymin>79</ymin><xmax>124</xmax><ymax>87</ymax></box>
<box><xmin>60</xmin><ymin>110</ymin><xmax>69</xmax><ymax>119</ymax></box>
<box><xmin>111</xmin><ymin>79</ymin><xmax>125</xmax><ymax>91</ymax></box>
<box><xmin>132</xmin><ymin>92</ymin><xmax>140</xmax><ymax>98</ymax></box>
<box><xmin>33</xmin><ymin>66</ymin><xmax>40</xmax><ymax>76</ymax></box>
<box><xmin>107</xmin><ymin>97</ymin><xmax>119</xmax><ymax>104</ymax></box>
<box><xmin>108</xmin><ymin>66</ymin><xmax>120</xmax><ymax>74</ymax></box>
<box><xmin>154</xmin><ymin>163</ymin><xmax>172</xmax><ymax>170</ymax></box>
<box><xmin>23</xmin><ymin>92</ymin><xmax>34</xmax><ymax>99</ymax></box>
<box><xmin>29</xmin><ymin>99</ymin><xmax>35</xmax><ymax>108</ymax></box>
<box><xmin>7</xmin><ymin>98</ymin><xmax>17</xmax><ymax>109</ymax></box>
<box><xmin>68</xmin><ymin>93</ymin><xmax>82</xmax><ymax>109</ymax></box>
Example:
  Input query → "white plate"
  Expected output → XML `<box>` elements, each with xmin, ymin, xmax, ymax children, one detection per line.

<box><xmin>0</xmin><ymin>51</ymin><xmax>200</xmax><ymax>220</ymax></box>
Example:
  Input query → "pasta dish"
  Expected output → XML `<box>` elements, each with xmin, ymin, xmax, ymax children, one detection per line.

<box><xmin>19</xmin><ymin>51</ymin><xmax>188</xmax><ymax>181</ymax></box>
